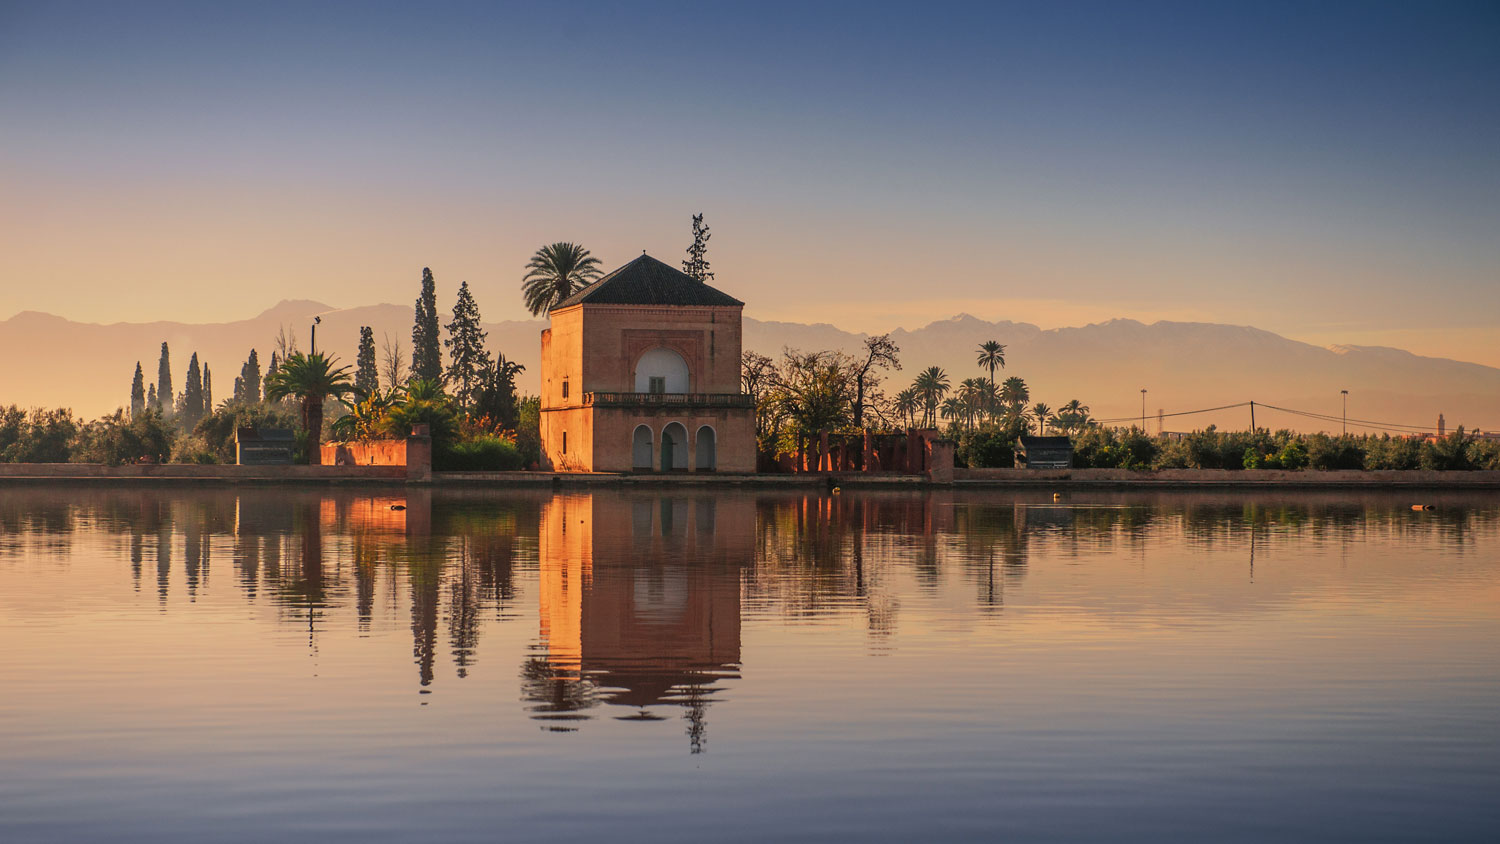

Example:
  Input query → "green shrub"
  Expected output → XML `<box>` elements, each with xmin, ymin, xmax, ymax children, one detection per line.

<box><xmin>956</xmin><ymin>418</ymin><xmax>1028</xmax><ymax>468</ymax></box>
<box><xmin>437</xmin><ymin>434</ymin><xmax>524</xmax><ymax>471</ymax></box>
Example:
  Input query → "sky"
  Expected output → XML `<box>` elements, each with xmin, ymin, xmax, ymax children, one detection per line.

<box><xmin>2</xmin><ymin>0</ymin><xmax>1498</xmax><ymax>365</ymax></box>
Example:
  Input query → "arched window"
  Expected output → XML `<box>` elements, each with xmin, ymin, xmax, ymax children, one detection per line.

<box><xmin>660</xmin><ymin>422</ymin><xmax>688</xmax><ymax>471</ymax></box>
<box><xmin>695</xmin><ymin>425</ymin><xmax>716</xmax><ymax>471</ymax></box>
<box><xmin>634</xmin><ymin>348</ymin><xmax>690</xmax><ymax>394</ymax></box>
<box><xmin>631</xmin><ymin>425</ymin><xmax>653</xmax><ymax>470</ymax></box>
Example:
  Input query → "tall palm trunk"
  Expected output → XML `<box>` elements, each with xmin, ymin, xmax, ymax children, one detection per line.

<box><xmin>305</xmin><ymin>394</ymin><xmax>324</xmax><ymax>465</ymax></box>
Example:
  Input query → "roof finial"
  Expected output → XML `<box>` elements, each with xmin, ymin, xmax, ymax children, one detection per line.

<box><xmin>642</xmin><ymin>249</ymin><xmax>646</xmax><ymax>255</ymax></box>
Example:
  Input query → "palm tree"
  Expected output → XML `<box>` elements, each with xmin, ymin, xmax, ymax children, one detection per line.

<box><xmin>264</xmin><ymin>352</ymin><xmax>356</xmax><ymax>463</ymax></box>
<box><xmin>959</xmin><ymin>378</ymin><xmax>987</xmax><ymax>430</ymax></box>
<box><xmin>1000</xmin><ymin>376</ymin><xmax>1030</xmax><ymax>416</ymax></box>
<box><xmin>913</xmin><ymin>366</ymin><xmax>950</xmax><ymax>428</ymax></box>
<box><xmin>1056</xmin><ymin>399</ymin><xmax>1092</xmax><ymax>433</ymax></box>
<box><xmin>940</xmin><ymin>397</ymin><xmax>964</xmax><ymax>427</ymax></box>
<box><xmin>976</xmin><ymin>340</ymin><xmax>1006</xmax><ymax>386</ymax></box>
<box><xmin>521</xmin><ymin>242</ymin><xmax>604</xmax><ymax>316</ymax></box>
<box><xmin>1031</xmin><ymin>402</ymin><xmax>1052</xmax><ymax>435</ymax></box>
<box><xmin>894</xmin><ymin>388</ymin><xmax>919</xmax><ymax>430</ymax></box>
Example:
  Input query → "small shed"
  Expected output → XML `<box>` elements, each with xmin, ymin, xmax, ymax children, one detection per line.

<box><xmin>1016</xmin><ymin>436</ymin><xmax>1073</xmax><ymax>469</ymax></box>
<box><xmin>236</xmin><ymin>428</ymin><xmax>296</xmax><ymax>465</ymax></box>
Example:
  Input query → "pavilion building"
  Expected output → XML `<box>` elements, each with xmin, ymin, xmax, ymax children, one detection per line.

<box><xmin>538</xmin><ymin>254</ymin><xmax>756</xmax><ymax>472</ymax></box>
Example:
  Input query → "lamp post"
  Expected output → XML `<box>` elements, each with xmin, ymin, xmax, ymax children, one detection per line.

<box><xmin>311</xmin><ymin>316</ymin><xmax>321</xmax><ymax>356</ymax></box>
<box><xmin>1141</xmin><ymin>388</ymin><xmax>1147</xmax><ymax>432</ymax></box>
<box><xmin>1341</xmin><ymin>389</ymin><xmax>1348</xmax><ymax>436</ymax></box>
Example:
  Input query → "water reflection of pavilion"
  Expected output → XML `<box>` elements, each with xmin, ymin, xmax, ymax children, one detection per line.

<box><xmin>526</xmin><ymin>493</ymin><xmax>751</xmax><ymax>752</ymax></box>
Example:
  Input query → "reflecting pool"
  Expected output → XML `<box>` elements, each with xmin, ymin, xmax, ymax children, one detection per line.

<box><xmin>1</xmin><ymin>486</ymin><xmax>1497</xmax><ymax>842</ymax></box>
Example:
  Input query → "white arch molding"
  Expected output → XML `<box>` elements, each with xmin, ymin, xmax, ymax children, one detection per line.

<box><xmin>634</xmin><ymin>348</ymin><xmax>690</xmax><ymax>394</ymax></box>
<box><xmin>695</xmin><ymin>425</ymin><xmax>716</xmax><ymax>471</ymax></box>
<box><xmin>631</xmin><ymin>424</ymin><xmax>653</xmax><ymax>470</ymax></box>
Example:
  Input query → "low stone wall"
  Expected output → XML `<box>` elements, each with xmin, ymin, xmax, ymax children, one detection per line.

<box><xmin>953</xmin><ymin>468</ymin><xmax>1500</xmax><ymax>487</ymax></box>
<box><xmin>321</xmin><ymin>434</ymin><xmax>432</xmax><ymax>482</ymax></box>
<box><xmin>0</xmin><ymin>463</ymin><xmax>407</xmax><ymax>482</ymax></box>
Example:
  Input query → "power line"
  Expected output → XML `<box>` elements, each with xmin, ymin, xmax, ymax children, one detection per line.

<box><xmin>1091</xmin><ymin>399</ymin><xmax>1492</xmax><ymax>434</ymax></box>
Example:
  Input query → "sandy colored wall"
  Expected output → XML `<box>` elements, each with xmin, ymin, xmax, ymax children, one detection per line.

<box><xmin>0</xmin><ymin>463</ymin><xmax>407</xmax><ymax>481</ymax></box>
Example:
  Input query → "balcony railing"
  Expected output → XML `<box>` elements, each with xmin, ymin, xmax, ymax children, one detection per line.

<box><xmin>584</xmin><ymin>392</ymin><xmax>753</xmax><ymax>408</ymax></box>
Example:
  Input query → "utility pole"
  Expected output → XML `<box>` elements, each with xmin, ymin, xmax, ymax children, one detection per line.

<box><xmin>311</xmin><ymin>316</ymin><xmax>321</xmax><ymax>356</ymax></box>
<box><xmin>1341</xmin><ymin>389</ymin><xmax>1349</xmax><ymax>436</ymax></box>
<box><xmin>1250</xmin><ymin>400</ymin><xmax>1256</xmax><ymax>432</ymax></box>
<box><xmin>1141</xmin><ymin>388</ymin><xmax>1147</xmax><ymax>431</ymax></box>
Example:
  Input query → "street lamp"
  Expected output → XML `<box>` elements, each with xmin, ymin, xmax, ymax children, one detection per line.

<box><xmin>1141</xmin><ymin>388</ymin><xmax>1147</xmax><ymax>432</ymax></box>
<box><xmin>1341</xmin><ymin>389</ymin><xmax>1349</xmax><ymax>436</ymax></box>
<box><xmin>311</xmin><ymin>316</ymin><xmax>322</xmax><ymax>356</ymax></box>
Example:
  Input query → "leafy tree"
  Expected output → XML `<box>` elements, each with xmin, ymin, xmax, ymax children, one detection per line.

<box><xmin>851</xmin><ymin>333</ymin><xmax>900</xmax><ymax>429</ymax></box>
<box><xmin>156</xmin><ymin>342</ymin><xmax>172</xmax><ymax>414</ymax></box>
<box><xmin>0</xmin><ymin>407</ymin><xmax>77</xmax><ymax>462</ymax></box>
<box><xmin>471</xmin><ymin>353</ymin><xmax>525</xmax><ymax>429</ymax></box>
<box><xmin>741</xmin><ymin>351</ymin><xmax>778</xmax><ymax>449</ymax></box>
<box><xmin>240</xmin><ymin>349</ymin><xmax>262</xmax><ymax>403</ymax></box>
<box><xmin>263</xmin><ymin>352</ymin><xmax>356</xmax><ymax>463</ymax></box>
<box><xmin>355</xmin><ymin>326</ymin><xmax>379</xmax><ymax>398</ymax></box>
<box><xmin>183</xmin><ymin>353</ymin><xmax>204</xmax><ymax>426</ymax></box>
<box><xmin>772</xmin><ymin>350</ymin><xmax>854</xmax><ymax>447</ymax></box>
<box><xmin>521</xmin><ymin>242</ymin><xmax>602</xmax><ymax>316</ymax></box>
<box><xmin>976</xmin><ymin>340</ymin><xmax>1006</xmax><ymax>386</ymax></box>
<box><xmin>71</xmin><ymin>408</ymin><xmax>175</xmax><ymax>465</ymax></box>
<box><xmin>411</xmin><ymin>268</ymin><xmax>443</xmax><ymax>383</ymax></box>
<box><xmin>682</xmin><ymin>213</ymin><xmax>714</xmax><ymax>283</ymax></box>
<box><xmin>130</xmin><ymin>363</ymin><xmax>146</xmax><ymax>418</ymax></box>
<box><xmin>443</xmin><ymin>281</ymin><xmax>491</xmax><ymax>408</ymax></box>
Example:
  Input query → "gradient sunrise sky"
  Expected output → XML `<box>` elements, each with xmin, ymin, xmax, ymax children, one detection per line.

<box><xmin>2</xmin><ymin>1</ymin><xmax>1497</xmax><ymax>364</ymax></box>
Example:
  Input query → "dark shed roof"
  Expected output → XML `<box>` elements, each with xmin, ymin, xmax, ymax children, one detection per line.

<box><xmin>553</xmin><ymin>254</ymin><xmax>744</xmax><ymax>309</ymax></box>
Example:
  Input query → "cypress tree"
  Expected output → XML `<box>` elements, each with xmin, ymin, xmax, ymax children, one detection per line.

<box><xmin>410</xmin><ymin>268</ymin><xmax>442</xmax><ymax>383</ymax></box>
<box><xmin>241</xmin><ymin>349</ymin><xmax>262</xmax><ymax>404</ymax></box>
<box><xmin>183</xmin><ymin>353</ymin><xmax>204</xmax><ymax>426</ymax></box>
<box><xmin>233</xmin><ymin>376</ymin><xmax>245</xmax><ymax>403</ymax></box>
<box><xmin>130</xmin><ymin>363</ymin><xmax>146</xmax><ymax>418</ymax></box>
<box><xmin>443</xmin><ymin>281</ymin><xmax>490</xmax><ymax>408</ymax></box>
<box><xmin>203</xmin><ymin>364</ymin><xmax>212</xmax><ymax>411</ymax></box>
<box><xmin>355</xmin><ymin>326</ymin><xmax>379</xmax><ymax>397</ymax></box>
<box><xmin>147</xmin><ymin>383</ymin><xmax>158</xmax><ymax>411</ymax></box>
<box><xmin>267</xmin><ymin>351</ymin><xmax>280</xmax><ymax>381</ymax></box>
<box><xmin>156</xmin><ymin>343</ymin><xmax>172</xmax><ymax>414</ymax></box>
<box><xmin>682</xmin><ymin>213</ymin><xmax>714</xmax><ymax>283</ymax></box>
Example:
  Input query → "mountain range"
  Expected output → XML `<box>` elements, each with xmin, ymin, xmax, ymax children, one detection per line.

<box><xmin>3</xmin><ymin>301</ymin><xmax>1497</xmax><ymax>434</ymax></box>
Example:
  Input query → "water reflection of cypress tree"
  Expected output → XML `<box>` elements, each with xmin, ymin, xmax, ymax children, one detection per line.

<box><xmin>406</xmin><ymin>542</ymin><xmax>443</xmax><ymax>687</ymax></box>
<box><xmin>155</xmin><ymin>519</ymin><xmax>171</xmax><ymax>603</ymax></box>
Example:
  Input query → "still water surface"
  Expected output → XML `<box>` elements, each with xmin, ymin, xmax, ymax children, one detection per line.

<box><xmin>1</xmin><ymin>486</ymin><xmax>1497</xmax><ymax>842</ymax></box>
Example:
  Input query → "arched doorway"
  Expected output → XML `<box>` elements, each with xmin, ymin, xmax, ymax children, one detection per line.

<box><xmin>634</xmin><ymin>348</ymin><xmax>690</xmax><ymax>394</ymax></box>
<box><xmin>660</xmin><ymin>422</ymin><xmax>687</xmax><ymax>471</ymax></box>
<box><xmin>631</xmin><ymin>425</ymin><xmax>653</xmax><ymax>470</ymax></box>
<box><xmin>695</xmin><ymin>426</ymin><xmax>716</xmax><ymax>471</ymax></box>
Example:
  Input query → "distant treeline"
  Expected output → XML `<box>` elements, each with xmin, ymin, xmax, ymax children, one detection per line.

<box><xmin>949</xmin><ymin>424</ymin><xmax>1500</xmax><ymax>471</ymax></box>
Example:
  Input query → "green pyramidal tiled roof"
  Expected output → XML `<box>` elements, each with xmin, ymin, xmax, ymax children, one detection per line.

<box><xmin>553</xmin><ymin>254</ymin><xmax>744</xmax><ymax>309</ymax></box>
